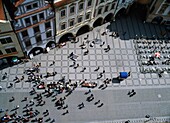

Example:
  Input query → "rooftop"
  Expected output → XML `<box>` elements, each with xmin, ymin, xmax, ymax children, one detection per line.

<box><xmin>14</xmin><ymin>0</ymin><xmax>25</xmax><ymax>7</ymax></box>
<box><xmin>54</xmin><ymin>0</ymin><xmax>75</xmax><ymax>8</ymax></box>
<box><xmin>0</xmin><ymin>0</ymin><xmax>5</xmax><ymax>20</ymax></box>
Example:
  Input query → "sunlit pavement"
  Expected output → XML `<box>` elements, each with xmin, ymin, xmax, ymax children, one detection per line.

<box><xmin>0</xmin><ymin>13</ymin><xmax>170</xmax><ymax>123</ymax></box>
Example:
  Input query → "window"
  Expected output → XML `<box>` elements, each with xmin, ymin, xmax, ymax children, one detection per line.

<box><xmin>33</xmin><ymin>26</ymin><xmax>40</xmax><ymax>33</ymax></box>
<box><xmin>97</xmin><ymin>8</ymin><xmax>102</xmax><ymax>15</ymax></box>
<box><xmin>11</xmin><ymin>47</ymin><xmax>17</xmax><ymax>52</ymax></box>
<box><xmin>87</xmin><ymin>0</ymin><xmax>92</xmax><ymax>7</ymax></box>
<box><xmin>36</xmin><ymin>35</ymin><xmax>42</xmax><ymax>44</ymax></box>
<box><xmin>21</xmin><ymin>30</ymin><xmax>28</xmax><ymax>38</ymax></box>
<box><xmin>86</xmin><ymin>13</ymin><xmax>90</xmax><ymax>19</ymax></box>
<box><xmin>78</xmin><ymin>16</ymin><xmax>83</xmax><ymax>23</ymax></box>
<box><xmin>0</xmin><ymin>50</ymin><xmax>3</xmax><ymax>55</ymax></box>
<box><xmin>79</xmin><ymin>3</ymin><xmax>84</xmax><ymax>11</ymax></box>
<box><xmin>26</xmin><ymin>5</ymin><xmax>31</xmax><ymax>11</ymax></box>
<box><xmin>5</xmin><ymin>47</ymin><xmax>17</xmax><ymax>54</ymax></box>
<box><xmin>61</xmin><ymin>9</ymin><xmax>66</xmax><ymax>17</ymax></box>
<box><xmin>70</xmin><ymin>6</ymin><xmax>75</xmax><ymax>14</ymax></box>
<box><xmin>69</xmin><ymin>19</ymin><xmax>74</xmax><ymax>27</ymax></box>
<box><xmin>26</xmin><ymin>3</ymin><xmax>38</xmax><ymax>11</ymax></box>
<box><xmin>100</xmin><ymin>0</ymin><xmax>104</xmax><ymax>3</ymax></box>
<box><xmin>61</xmin><ymin>23</ymin><xmax>66</xmax><ymax>30</ymax></box>
<box><xmin>46</xmin><ymin>31</ymin><xmax>52</xmax><ymax>38</ymax></box>
<box><xmin>45</xmin><ymin>22</ymin><xmax>51</xmax><ymax>29</ymax></box>
<box><xmin>122</xmin><ymin>0</ymin><xmax>125</xmax><ymax>3</ymax></box>
<box><xmin>39</xmin><ymin>13</ymin><xmax>44</xmax><ymax>20</ymax></box>
<box><xmin>25</xmin><ymin>18</ymin><xmax>31</xmax><ymax>26</ymax></box>
<box><xmin>165</xmin><ymin>0</ymin><xmax>170</xmax><ymax>3</ymax></box>
<box><xmin>32</xmin><ymin>15</ymin><xmax>38</xmax><ymax>24</ymax></box>
<box><xmin>111</xmin><ymin>3</ymin><xmax>115</xmax><ymax>10</ymax></box>
<box><xmin>0</xmin><ymin>37</ymin><xmax>12</xmax><ymax>44</ymax></box>
<box><xmin>33</xmin><ymin>3</ymin><xmax>38</xmax><ymax>8</ymax></box>
<box><xmin>25</xmin><ymin>40</ymin><xmax>31</xmax><ymax>47</ymax></box>
<box><xmin>104</xmin><ymin>5</ymin><xmax>109</xmax><ymax>12</ymax></box>
<box><xmin>158</xmin><ymin>4</ymin><xmax>169</xmax><ymax>14</ymax></box>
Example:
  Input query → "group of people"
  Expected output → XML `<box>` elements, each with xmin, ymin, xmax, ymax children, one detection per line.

<box><xmin>0</xmin><ymin>29</ymin><xmax>122</xmax><ymax>123</ymax></box>
<box><xmin>135</xmin><ymin>39</ymin><xmax>170</xmax><ymax>77</ymax></box>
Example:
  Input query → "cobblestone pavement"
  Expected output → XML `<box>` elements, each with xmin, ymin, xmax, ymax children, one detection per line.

<box><xmin>0</xmin><ymin>12</ymin><xmax>170</xmax><ymax>123</ymax></box>
<box><xmin>0</xmin><ymin>14</ymin><xmax>170</xmax><ymax>92</ymax></box>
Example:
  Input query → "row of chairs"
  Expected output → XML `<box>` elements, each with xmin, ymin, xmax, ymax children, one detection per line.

<box><xmin>140</xmin><ymin>67</ymin><xmax>170</xmax><ymax>73</ymax></box>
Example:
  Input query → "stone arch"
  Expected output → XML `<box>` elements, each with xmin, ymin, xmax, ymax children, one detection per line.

<box><xmin>93</xmin><ymin>17</ymin><xmax>104</xmax><ymax>28</ymax></box>
<box><xmin>58</xmin><ymin>33</ymin><xmax>75</xmax><ymax>44</ymax></box>
<box><xmin>151</xmin><ymin>16</ymin><xmax>163</xmax><ymax>24</ymax></box>
<box><xmin>114</xmin><ymin>8</ymin><xmax>126</xmax><ymax>19</ymax></box>
<box><xmin>104</xmin><ymin>13</ymin><xmax>114</xmax><ymax>23</ymax></box>
<box><xmin>28</xmin><ymin>47</ymin><xmax>44</xmax><ymax>56</ymax></box>
<box><xmin>46</xmin><ymin>41</ymin><xmax>56</xmax><ymax>49</ymax></box>
<box><xmin>76</xmin><ymin>25</ymin><xmax>91</xmax><ymax>36</ymax></box>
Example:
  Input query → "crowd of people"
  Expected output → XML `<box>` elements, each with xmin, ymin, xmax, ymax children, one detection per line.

<box><xmin>0</xmin><ymin>29</ymin><xmax>133</xmax><ymax>123</ymax></box>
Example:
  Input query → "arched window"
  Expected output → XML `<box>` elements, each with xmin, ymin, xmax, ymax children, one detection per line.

<box><xmin>60</xmin><ymin>22</ymin><xmax>66</xmax><ymax>30</ymax></box>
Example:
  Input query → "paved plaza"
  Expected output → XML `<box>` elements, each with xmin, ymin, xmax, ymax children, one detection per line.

<box><xmin>0</xmin><ymin>13</ymin><xmax>170</xmax><ymax>123</ymax></box>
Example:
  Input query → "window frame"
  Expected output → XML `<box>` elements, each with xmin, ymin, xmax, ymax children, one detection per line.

<box><xmin>33</xmin><ymin>26</ymin><xmax>40</xmax><ymax>34</ymax></box>
<box><xmin>60</xmin><ymin>9</ymin><xmax>66</xmax><ymax>18</ymax></box>
<box><xmin>77</xmin><ymin>16</ymin><xmax>83</xmax><ymax>23</ymax></box>
<box><xmin>79</xmin><ymin>2</ymin><xmax>84</xmax><ymax>11</ymax></box>
<box><xmin>5</xmin><ymin>47</ymin><xmax>17</xmax><ymax>54</ymax></box>
<box><xmin>111</xmin><ymin>3</ymin><xmax>115</xmax><ymax>10</ymax></box>
<box><xmin>36</xmin><ymin>35</ymin><xmax>42</xmax><ymax>44</ymax></box>
<box><xmin>69</xmin><ymin>5</ymin><xmax>75</xmax><ymax>15</ymax></box>
<box><xmin>0</xmin><ymin>37</ymin><xmax>12</xmax><ymax>44</ymax></box>
<box><xmin>99</xmin><ymin>0</ymin><xmax>104</xmax><ymax>4</ymax></box>
<box><xmin>39</xmin><ymin>13</ymin><xmax>44</xmax><ymax>21</ymax></box>
<box><xmin>32</xmin><ymin>15</ymin><xmax>38</xmax><ymax>24</ymax></box>
<box><xmin>85</xmin><ymin>12</ymin><xmax>91</xmax><ymax>20</ymax></box>
<box><xmin>21</xmin><ymin>30</ymin><xmax>29</xmax><ymax>38</ymax></box>
<box><xmin>104</xmin><ymin>5</ymin><xmax>109</xmax><ymax>12</ymax></box>
<box><xmin>24</xmin><ymin>39</ymin><xmax>32</xmax><ymax>48</ymax></box>
<box><xmin>60</xmin><ymin>22</ymin><xmax>66</xmax><ymax>30</ymax></box>
<box><xmin>25</xmin><ymin>2</ymin><xmax>38</xmax><ymax>11</ymax></box>
<box><xmin>87</xmin><ymin>0</ymin><xmax>92</xmax><ymax>7</ymax></box>
<box><xmin>46</xmin><ymin>31</ymin><xmax>52</xmax><ymax>38</ymax></box>
<box><xmin>97</xmin><ymin>7</ymin><xmax>103</xmax><ymax>15</ymax></box>
<box><xmin>69</xmin><ymin>19</ymin><xmax>74</xmax><ymax>27</ymax></box>
<box><xmin>25</xmin><ymin>18</ymin><xmax>31</xmax><ymax>26</ymax></box>
<box><xmin>45</xmin><ymin>21</ymin><xmax>51</xmax><ymax>29</ymax></box>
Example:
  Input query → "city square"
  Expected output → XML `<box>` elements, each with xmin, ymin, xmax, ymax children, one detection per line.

<box><xmin>0</xmin><ymin>9</ymin><xmax>170</xmax><ymax>123</ymax></box>
<box><xmin>1</xmin><ymin>0</ymin><xmax>170</xmax><ymax>123</ymax></box>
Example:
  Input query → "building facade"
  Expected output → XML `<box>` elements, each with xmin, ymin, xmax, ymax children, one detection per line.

<box><xmin>11</xmin><ymin>0</ymin><xmax>56</xmax><ymax>58</ymax></box>
<box><xmin>0</xmin><ymin>0</ymin><xmax>24</xmax><ymax>69</ymax></box>
<box><xmin>145</xmin><ymin>0</ymin><xmax>170</xmax><ymax>25</ymax></box>
<box><xmin>54</xmin><ymin>0</ymin><xmax>135</xmax><ymax>44</ymax></box>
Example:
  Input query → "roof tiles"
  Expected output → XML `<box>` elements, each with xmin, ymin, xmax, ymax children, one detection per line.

<box><xmin>54</xmin><ymin>0</ymin><xmax>75</xmax><ymax>8</ymax></box>
<box><xmin>0</xmin><ymin>0</ymin><xmax>5</xmax><ymax>20</ymax></box>
<box><xmin>14</xmin><ymin>0</ymin><xmax>25</xmax><ymax>7</ymax></box>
